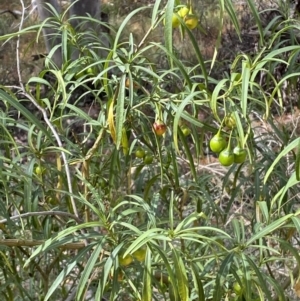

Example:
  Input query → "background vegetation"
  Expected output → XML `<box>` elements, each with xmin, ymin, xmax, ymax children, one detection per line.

<box><xmin>1</xmin><ymin>0</ymin><xmax>300</xmax><ymax>300</ymax></box>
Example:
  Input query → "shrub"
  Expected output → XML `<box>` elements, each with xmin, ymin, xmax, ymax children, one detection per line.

<box><xmin>1</xmin><ymin>0</ymin><xmax>300</xmax><ymax>300</ymax></box>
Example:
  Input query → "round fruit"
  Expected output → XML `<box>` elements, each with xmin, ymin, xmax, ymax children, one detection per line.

<box><xmin>117</xmin><ymin>271</ymin><xmax>124</xmax><ymax>282</ymax></box>
<box><xmin>35</xmin><ymin>166</ymin><xmax>43</xmax><ymax>176</ymax></box>
<box><xmin>178</xmin><ymin>6</ymin><xmax>189</xmax><ymax>18</ymax></box>
<box><xmin>99</xmin><ymin>178</ymin><xmax>107</xmax><ymax>188</ymax></box>
<box><xmin>143</xmin><ymin>154</ymin><xmax>153</xmax><ymax>165</ymax></box>
<box><xmin>163</xmin><ymin>13</ymin><xmax>180</xmax><ymax>28</ymax></box>
<box><xmin>233</xmin><ymin>282</ymin><xmax>242</xmax><ymax>295</ymax></box>
<box><xmin>153</xmin><ymin>120</ymin><xmax>167</xmax><ymax>136</ymax></box>
<box><xmin>135</xmin><ymin>147</ymin><xmax>145</xmax><ymax>159</ymax></box>
<box><xmin>209</xmin><ymin>133</ymin><xmax>227</xmax><ymax>153</ymax></box>
<box><xmin>184</xmin><ymin>14</ymin><xmax>198</xmax><ymax>30</ymax></box>
<box><xmin>233</xmin><ymin>147</ymin><xmax>247</xmax><ymax>164</ymax></box>
<box><xmin>172</xmin><ymin>14</ymin><xmax>180</xmax><ymax>28</ymax></box>
<box><xmin>48</xmin><ymin>197</ymin><xmax>59</xmax><ymax>206</ymax></box>
<box><xmin>125</xmin><ymin>78</ymin><xmax>139</xmax><ymax>90</ymax></box>
<box><xmin>133</xmin><ymin>248</ymin><xmax>146</xmax><ymax>262</ymax></box>
<box><xmin>224</xmin><ymin>114</ymin><xmax>236</xmax><ymax>129</ymax></box>
<box><xmin>219</xmin><ymin>149</ymin><xmax>234</xmax><ymax>166</ymax></box>
<box><xmin>180</xmin><ymin>125</ymin><xmax>191</xmax><ymax>136</ymax></box>
<box><xmin>118</xmin><ymin>254</ymin><xmax>133</xmax><ymax>266</ymax></box>
<box><xmin>86</xmin><ymin>67</ymin><xmax>94</xmax><ymax>75</ymax></box>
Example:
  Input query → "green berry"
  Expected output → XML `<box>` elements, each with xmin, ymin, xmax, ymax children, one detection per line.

<box><xmin>209</xmin><ymin>133</ymin><xmax>227</xmax><ymax>153</ymax></box>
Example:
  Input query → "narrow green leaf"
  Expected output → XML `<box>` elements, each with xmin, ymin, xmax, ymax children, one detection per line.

<box><xmin>246</xmin><ymin>0</ymin><xmax>264</xmax><ymax>46</ymax></box>
<box><xmin>224</xmin><ymin>0</ymin><xmax>240</xmax><ymax>38</ymax></box>
<box><xmin>246</xmin><ymin>214</ymin><xmax>293</xmax><ymax>246</ymax></box>
<box><xmin>142</xmin><ymin>249</ymin><xmax>152</xmax><ymax>301</ymax></box>
<box><xmin>191</xmin><ymin>263</ymin><xmax>205</xmax><ymax>300</ymax></box>
<box><xmin>241</xmin><ymin>60</ymin><xmax>250</xmax><ymax>117</ymax></box>
<box><xmin>172</xmin><ymin>248</ymin><xmax>188</xmax><ymax>301</ymax></box>
<box><xmin>151</xmin><ymin>0</ymin><xmax>163</xmax><ymax>26</ymax></box>
<box><xmin>213</xmin><ymin>252</ymin><xmax>234</xmax><ymax>301</ymax></box>
<box><xmin>211</xmin><ymin>79</ymin><xmax>228</xmax><ymax>121</ymax></box>
<box><xmin>116</xmin><ymin>75</ymin><xmax>126</xmax><ymax>149</ymax></box>
<box><xmin>77</xmin><ymin>242</ymin><xmax>105</xmax><ymax>300</ymax></box>
<box><xmin>44</xmin><ymin>245</ymin><xmax>94</xmax><ymax>301</ymax></box>
<box><xmin>164</xmin><ymin>0</ymin><xmax>175</xmax><ymax>68</ymax></box>
<box><xmin>240</xmin><ymin>253</ymin><xmax>252</xmax><ymax>300</ymax></box>
<box><xmin>245</xmin><ymin>255</ymin><xmax>273</xmax><ymax>300</ymax></box>
<box><xmin>152</xmin><ymin>244</ymin><xmax>178</xmax><ymax>300</ymax></box>
<box><xmin>264</xmin><ymin>137</ymin><xmax>300</xmax><ymax>183</ymax></box>
<box><xmin>113</xmin><ymin>6</ymin><xmax>148</xmax><ymax>52</ymax></box>
<box><xmin>0</xmin><ymin>89</ymin><xmax>53</xmax><ymax>141</ymax></box>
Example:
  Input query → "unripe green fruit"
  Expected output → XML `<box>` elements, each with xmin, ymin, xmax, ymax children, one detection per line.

<box><xmin>180</xmin><ymin>125</ymin><xmax>191</xmax><ymax>136</ymax></box>
<box><xmin>133</xmin><ymin>248</ymin><xmax>146</xmax><ymax>262</ymax></box>
<box><xmin>35</xmin><ymin>166</ymin><xmax>43</xmax><ymax>175</ymax></box>
<box><xmin>86</xmin><ymin>67</ymin><xmax>93</xmax><ymax>75</ymax></box>
<box><xmin>233</xmin><ymin>282</ymin><xmax>242</xmax><ymax>295</ymax></box>
<box><xmin>224</xmin><ymin>114</ymin><xmax>236</xmax><ymax>129</ymax></box>
<box><xmin>135</xmin><ymin>147</ymin><xmax>145</xmax><ymax>159</ymax></box>
<box><xmin>143</xmin><ymin>154</ymin><xmax>153</xmax><ymax>165</ymax></box>
<box><xmin>118</xmin><ymin>254</ymin><xmax>133</xmax><ymax>266</ymax></box>
<box><xmin>233</xmin><ymin>147</ymin><xmax>247</xmax><ymax>163</ymax></box>
<box><xmin>209</xmin><ymin>133</ymin><xmax>227</xmax><ymax>153</ymax></box>
<box><xmin>219</xmin><ymin>149</ymin><xmax>234</xmax><ymax>166</ymax></box>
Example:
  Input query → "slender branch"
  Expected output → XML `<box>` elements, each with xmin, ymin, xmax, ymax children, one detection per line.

<box><xmin>16</xmin><ymin>89</ymin><xmax>79</xmax><ymax>219</ymax></box>
<box><xmin>0</xmin><ymin>211</ymin><xmax>83</xmax><ymax>224</ymax></box>
<box><xmin>16</xmin><ymin>0</ymin><xmax>26</xmax><ymax>89</ymax></box>
<box><xmin>0</xmin><ymin>239</ymin><xmax>86</xmax><ymax>249</ymax></box>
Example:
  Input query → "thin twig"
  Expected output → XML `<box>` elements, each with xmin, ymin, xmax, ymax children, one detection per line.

<box><xmin>15</xmin><ymin>88</ymin><xmax>79</xmax><ymax>219</ymax></box>
<box><xmin>0</xmin><ymin>239</ymin><xmax>86</xmax><ymax>249</ymax></box>
<box><xmin>0</xmin><ymin>211</ymin><xmax>83</xmax><ymax>224</ymax></box>
<box><xmin>16</xmin><ymin>0</ymin><xmax>28</xmax><ymax>90</ymax></box>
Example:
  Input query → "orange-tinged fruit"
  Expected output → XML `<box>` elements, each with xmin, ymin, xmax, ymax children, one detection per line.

<box><xmin>178</xmin><ymin>6</ymin><xmax>189</xmax><ymax>18</ymax></box>
<box><xmin>118</xmin><ymin>254</ymin><xmax>133</xmax><ymax>266</ymax></box>
<box><xmin>125</xmin><ymin>78</ymin><xmax>139</xmax><ymax>90</ymax></box>
<box><xmin>153</xmin><ymin>120</ymin><xmax>167</xmax><ymax>136</ymax></box>
<box><xmin>184</xmin><ymin>14</ymin><xmax>198</xmax><ymax>30</ymax></box>
<box><xmin>109</xmin><ymin>269</ymin><xmax>124</xmax><ymax>282</ymax></box>
<box><xmin>117</xmin><ymin>271</ymin><xmax>124</xmax><ymax>282</ymax></box>
<box><xmin>133</xmin><ymin>248</ymin><xmax>146</xmax><ymax>262</ymax></box>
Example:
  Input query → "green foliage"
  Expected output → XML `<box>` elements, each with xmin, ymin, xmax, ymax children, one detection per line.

<box><xmin>1</xmin><ymin>0</ymin><xmax>300</xmax><ymax>300</ymax></box>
